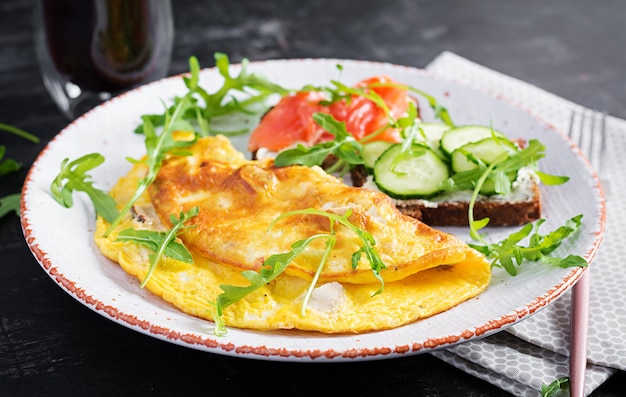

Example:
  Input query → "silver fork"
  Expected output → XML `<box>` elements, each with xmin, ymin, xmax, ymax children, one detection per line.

<box><xmin>566</xmin><ymin>109</ymin><xmax>607</xmax><ymax>397</ymax></box>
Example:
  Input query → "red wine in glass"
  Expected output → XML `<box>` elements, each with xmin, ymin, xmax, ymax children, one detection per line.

<box><xmin>34</xmin><ymin>0</ymin><xmax>174</xmax><ymax>119</ymax></box>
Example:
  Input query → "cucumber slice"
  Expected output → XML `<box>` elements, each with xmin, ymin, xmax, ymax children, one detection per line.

<box><xmin>373</xmin><ymin>144</ymin><xmax>450</xmax><ymax>199</ymax></box>
<box><xmin>412</xmin><ymin>122</ymin><xmax>450</xmax><ymax>157</ymax></box>
<box><xmin>440</xmin><ymin>125</ymin><xmax>507</xmax><ymax>156</ymax></box>
<box><xmin>362</xmin><ymin>141</ymin><xmax>394</xmax><ymax>171</ymax></box>
<box><xmin>362</xmin><ymin>124</ymin><xmax>450</xmax><ymax>172</ymax></box>
<box><xmin>450</xmin><ymin>137</ymin><xmax>518</xmax><ymax>173</ymax></box>
<box><xmin>451</xmin><ymin>137</ymin><xmax>518</xmax><ymax>195</ymax></box>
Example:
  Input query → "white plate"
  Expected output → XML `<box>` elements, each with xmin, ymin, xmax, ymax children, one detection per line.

<box><xmin>21</xmin><ymin>58</ymin><xmax>605</xmax><ymax>362</ymax></box>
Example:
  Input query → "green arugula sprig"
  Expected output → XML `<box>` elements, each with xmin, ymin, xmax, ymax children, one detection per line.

<box><xmin>464</xmin><ymin>155</ymin><xmax>587</xmax><ymax>275</ymax></box>
<box><xmin>541</xmin><ymin>377</ymin><xmax>569</xmax><ymax>397</ymax></box>
<box><xmin>136</xmin><ymin>53</ymin><xmax>289</xmax><ymax>136</ymax></box>
<box><xmin>274</xmin><ymin>112</ymin><xmax>364</xmax><ymax>174</ymax></box>
<box><xmin>0</xmin><ymin>123</ymin><xmax>38</xmax><ymax>178</ymax></box>
<box><xmin>116</xmin><ymin>206</ymin><xmax>199</xmax><ymax>287</ymax></box>
<box><xmin>51</xmin><ymin>153</ymin><xmax>120</xmax><ymax>223</ymax></box>
<box><xmin>49</xmin><ymin>99</ymin><xmax>193</xmax><ymax>231</ymax></box>
<box><xmin>0</xmin><ymin>193</ymin><xmax>20</xmax><ymax>218</ymax></box>
<box><xmin>302</xmin><ymin>80</ymin><xmax>389</xmax><ymax>115</ymax></box>
<box><xmin>440</xmin><ymin>139</ymin><xmax>569</xmax><ymax>195</ymax></box>
<box><xmin>0</xmin><ymin>122</ymin><xmax>39</xmax><ymax>218</ymax></box>
<box><xmin>388</xmin><ymin>101</ymin><xmax>433</xmax><ymax>173</ymax></box>
<box><xmin>301</xmin><ymin>234</ymin><xmax>337</xmax><ymax>315</ymax></box>
<box><xmin>0</xmin><ymin>145</ymin><xmax>21</xmax><ymax>176</ymax></box>
<box><xmin>269</xmin><ymin>208</ymin><xmax>386</xmax><ymax>293</ymax></box>
<box><xmin>397</xmin><ymin>101</ymin><xmax>421</xmax><ymax>142</ymax></box>
<box><xmin>104</xmin><ymin>84</ymin><xmax>198</xmax><ymax>236</ymax></box>
<box><xmin>368</xmin><ymin>81</ymin><xmax>454</xmax><ymax>127</ymax></box>
<box><xmin>469</xmin><ymin>214</ymin><xmax>587</xmax><ymax>276</ymax></box>
<box><xmin>211</xmin><ymin>208</ymin><xmax>386</xmax><ymax>336</ymax></box>
<box><xmin>327</xmin><ymin>81</ymin><xmax>392</xmax><ymax>120</ymax></box>
<box><xmin>212</xmin><ymin>232</ymin><xmax>333</xmax><ymax>336</ymax></box>
<box><xmin>0</xmin><ymin>122</ymin><xmax>40</xmax><ymax>144</ymax></box>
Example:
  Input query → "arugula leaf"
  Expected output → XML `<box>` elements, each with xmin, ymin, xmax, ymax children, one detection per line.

<box><xmin>269</xmin><ymin>208</ymin><xmax>386</xmax><ymax>294</ymax></box>
<box><xmin>541</xmin><ymin>377</ymin><xmax>569</xmax><ymax>397</ymax></box>
<box><xmin>366</xmin><ymin>81</ymin><xmax>454</xmax><ymax>127</ymax></box>
<box><xmin>466</xmin><ymin>155</ymin><xmax>507</xmax><ymax>241</ymax></box>
<box><xmin>0</xmin><ymin>193</ymin><xmax>20</xmax><ymax>218</ymax></box>
<box><xmin>50</xmin><ymin>153</ymin><xmax>119</xmax><ymax>223</ymax></box>
<box><xmin>274</xmin><ymin>112</ymin><xmax>364</xmax><ymax>174</ymax></box>
<box><xmin>104</xmin><ymin>79</ymin><xmax>198</xmax><ymax>236</ymax></box>
<box><xmin>0</xmin><ymin>158</ymin><xmax>20</xmax><ymax>176</ymax></box>
<box><xmin>386</xmin><ymin>103</ymin><xmax>439</xmax><ymax>175</ymax></box>
<box><xmin>457</xmin><ymin>144</ymin><xmax>585</xmax><ymax>275</ymax></box>
<box><xmin>115</xmin><ymin>229</ymin><xmax>193</xmax><ymax>263</ymax></box>
<box><xmin>301</xmin><ymin>235</ymin><xmax>336</xmax><ymax>316</ymax></box>
<box><xmin>398</xmin><ymin>100</ymin><xmax>420</xmax><ymax>130</ymax></box>
<box><xmin>116</xmin><ymin>207</ymin><xmax>199</xmax><ymax>288</ymax></box>
<box><xmin>0</xmin><ymin>145</ymin><xmax>21</xmax><ymax>176</ymax></box>
<box><xmin>272</xmin><ymin>143</ymin><xmax>333</xmax><ymax>166</ymax></box>
<box><xmin>440</xmin><ymin>139</ymin><xmax>568</xmax><ymax>195</ymax></box>
<box><xmin>535</xmin><ymin>170</ymin><xmax>570</xmax><ymax>185</ymax></box>
<box><xmin>211</xmin><ymin>207</ymin><xmax>387</xmax><ymax>335</ymax></box>
<box><xmin>0</xmin><ymin>122</ymin><xmax>39</xmax><ymax>218</ymax></box>
<box><xmin>212</xmin><ymin>232</ymin><xmax>332</xmax><ymax>336</ymax></box>
<box><xmin>0</xmin><ymin>122</ymin><xmax>39</xmax><ymax>143</ymax></box>
<box><xmin>313</xmin><ymin>111</ymin><xmax>351</xmax><ymax>139</ymax></box>
<box><xmin>395</xmin><ymin>102</ymin><xmax>420</xmax><ymax>152</ymax></box>
<box><xmin>469</xmin><ymin>215</ymin><xmax>587</xmax><ymax>276</ymax></box>
<box><xmin>136</xmin><ymin>54</ymin><xmax>289</xmax><ymax>136</ymax></box>
<box><xmin>330</xmin><ymin>80</ymin><xmax>392</xmax><ymax>120</ymax></box>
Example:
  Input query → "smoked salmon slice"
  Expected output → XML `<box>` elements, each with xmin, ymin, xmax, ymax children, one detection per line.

<box><xmin>248</xmin><ymin>75</ymin><xmax>412</xmax><ymax>152</ymax></box>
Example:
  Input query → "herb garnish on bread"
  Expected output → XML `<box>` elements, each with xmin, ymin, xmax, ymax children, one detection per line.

<box><xmin>249</xmin><ymin>77</ymin><xmax>566</xmax><ymax>227</ymax></box>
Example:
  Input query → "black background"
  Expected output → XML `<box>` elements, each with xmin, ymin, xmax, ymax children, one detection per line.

<box><xmin>2</xmin><ymin>1</ymin><xmax>624</xmax><ymax>396</ymax></box>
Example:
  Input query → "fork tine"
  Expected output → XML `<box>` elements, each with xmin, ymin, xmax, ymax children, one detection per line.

<box><xmin>579</xmin><ymin>110</ymin><xmax>594</xmax><ymax>166</ymax></box>
<box><xmin>587</xmin><ymin>112</ymin><xmax>596</xmax><ymax>165</ymax></box>
<box><xmin>578</xmin><ymin>110</ymin><xmax>587</xmax><ymax>150</ymax></box>
<box><xmin>567</xmin><ymin>110</ymin><xmax>579</xmax><ymax>142</ymax></box>
<box><xmin>598</xmin><ymin>111</ymin><xmax>607</xmax><ymax>179</ymax></box>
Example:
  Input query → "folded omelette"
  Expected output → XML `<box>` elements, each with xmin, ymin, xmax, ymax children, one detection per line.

<box><xmin>95</xmin><ymin>135</ymin><xmax>490</xmax><ymax>333</ymax></box>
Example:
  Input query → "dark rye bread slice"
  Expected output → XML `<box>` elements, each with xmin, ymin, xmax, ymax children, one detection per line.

<box><xmin>350</xmin><ymin>165</ymin><xmax>542</xmax><ymax>227</ymax></box>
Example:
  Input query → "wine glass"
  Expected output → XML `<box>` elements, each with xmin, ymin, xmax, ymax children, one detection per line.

<box><xmin>33</xmin><ymin>0</ymin><xmax>174</xmax><ymax>119</ymax></box>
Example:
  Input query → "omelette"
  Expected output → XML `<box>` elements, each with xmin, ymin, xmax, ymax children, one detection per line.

<box><xmin>95</xmin><ymin>135</ymin><xmax>491</xmax><ymax>333</ymax></box>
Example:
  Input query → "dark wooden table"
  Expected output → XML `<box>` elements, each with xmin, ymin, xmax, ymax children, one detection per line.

<box><xmin>2</xmin><ymin>1</ymin><xmax>624</xmax><ymax>395</ymax></box>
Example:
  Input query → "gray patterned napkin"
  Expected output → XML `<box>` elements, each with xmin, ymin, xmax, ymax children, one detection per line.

<box><xmin>425</xmin><ymin>51</ymin><xmax>626</xmax><ymax>396</ymax></box>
